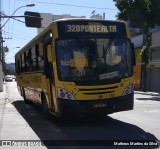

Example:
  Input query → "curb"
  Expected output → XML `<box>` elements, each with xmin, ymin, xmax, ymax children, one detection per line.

<box><xmin>134</xmin><ymin>91</ymin><xmax>160</xmax><ymax>97</ymax></box>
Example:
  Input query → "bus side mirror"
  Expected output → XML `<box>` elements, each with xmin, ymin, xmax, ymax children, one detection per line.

<box><xmin>131</xmin><ymin>43</ymin><xmax>136</xmax><ymax>66</ymax></box>
<box><xmin>47</xmin><ymin>45</ymin><xmax>54</xmax><ymax>62</ymax></box>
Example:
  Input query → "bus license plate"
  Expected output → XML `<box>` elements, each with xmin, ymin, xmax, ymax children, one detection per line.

<box><xmin>106</xmin><ymin>93</ymin><xmax>115</xmax><ymax>98</ymax></box>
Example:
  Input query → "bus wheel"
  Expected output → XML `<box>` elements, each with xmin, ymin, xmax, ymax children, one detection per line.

<box><xmin>22</xmin><ymin>88</ymin><xmax>29</xmax><ymax>104</ymax></box>
<box><xmin>20</xmin><ymin>87</ymin><xmax>23</xmax><ymax>96</ymax></box>
<box><xmin>41</xmin><ymin>94</ymin><xmax>50</xmax><ymax>118</ymax></box>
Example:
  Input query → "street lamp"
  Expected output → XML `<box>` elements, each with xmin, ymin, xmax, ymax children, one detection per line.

<box><xmin>0</xmin><ymin>4</ymin><xmax>34</xmax><ymax>91</ymax></box>
<box><xmin>1</xmin><ymin>4</ymin><xmax>35</xmax><ymax>28</ymax></box>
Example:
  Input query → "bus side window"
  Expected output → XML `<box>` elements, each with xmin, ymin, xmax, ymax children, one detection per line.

<box><xmin>37</xmin><ymin>42</ymin><xmax>44</xmax><ymax>71</ymax></box>
<box><xmin>31</xmin><ymin>46</ymin><xmax>37</xmax><ymax>71</ymax></box>
<box><xmin>38</xmin><ymin>56</ymin><xmax>44</xmax><ymax>70</ymax></box>
<box><xmin>16</xmin><ymin>59</ymin><xmax>20</xmax><ymax>74</ymax></box>
<box><xmin>21</xmin><ymin>53</ymin><xmax>25</xmax><ymax>72</ymax></box>
<box><xmin>35</xmin><ymin>44</ymin><xmax>39</xmax><ymax>71</ymax></box>
<box><xmin>20</xmin><ymin>55</ymin><xmax>22</xmax><ymax>73</ymax></box>
<box><xmin>25</xmin><ymin>49</ymin><xmax>32</xmax><ymax>72</ymax></box>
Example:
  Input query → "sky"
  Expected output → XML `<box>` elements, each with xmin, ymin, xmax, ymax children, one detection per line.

<box><xmin>1</xmin><ymin>0</ymin><xmax>119</xmax><ymax>63</ymax></box>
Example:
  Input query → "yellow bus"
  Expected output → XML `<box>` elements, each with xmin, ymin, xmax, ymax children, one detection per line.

<box><xmin>15</xmin><ymin>19</ymin><xmax>135</xmax><ymax>118</ymax></box>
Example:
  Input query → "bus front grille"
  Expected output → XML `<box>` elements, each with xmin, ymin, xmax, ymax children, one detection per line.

<box><xmin>78</xmin><ymin>86</ymin><xmax>118</xmax><ymax>95</ymax></box>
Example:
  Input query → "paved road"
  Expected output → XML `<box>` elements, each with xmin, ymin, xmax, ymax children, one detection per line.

<box><xmin>111</xmin><ymin>94</ymin><xmax>160</xmax><ymax>140</ymax></box>
<box><xmin>0</xmin><ymin>82</ymin><xmax>159</xmax><ymax>149</ymax></box>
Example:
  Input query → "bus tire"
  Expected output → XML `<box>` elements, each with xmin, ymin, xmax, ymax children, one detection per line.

<box><xmin>22</xmin><ymin>88</ymin><xmax>29</xmax><ymax>104</ymax></box>
<box><xmin>20</xmin><ymin>87</ymin><xmax>24</xmax><ymax>96</ymax></box>
<box><xmin>41</xmin><ymin>93</ymin><xmax>50</xmax><ymax>118</ymax></box>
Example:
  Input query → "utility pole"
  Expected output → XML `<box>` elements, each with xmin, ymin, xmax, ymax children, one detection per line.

<box><xmin>0</xmin><ymin>0</ymin><xmax>4</xmax><ymax>92</ymax></box>
<box><xmin>0</xmin><ymin>2</ymin><xmax>35</xmax><ymax>91</ymax></box>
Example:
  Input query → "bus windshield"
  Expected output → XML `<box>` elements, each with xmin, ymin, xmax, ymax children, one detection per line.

<box><xmin>56</xmin><ymin>38</ymin><xmax>132</xmax><ymax>82</ymax></box>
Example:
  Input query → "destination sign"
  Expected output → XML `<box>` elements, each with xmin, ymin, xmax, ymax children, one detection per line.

<box><xmin>67</xmin><ymin>25</ymin><xmax>117</xmax><ymax>33</ymax></box>
<box><xmin>57</xmin><ymin>20</ymin><xmax>127</xmax><ymax>38</ymax></box>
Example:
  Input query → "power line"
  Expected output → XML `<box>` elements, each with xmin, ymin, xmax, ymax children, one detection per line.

<box><xmin>22</xmin><ymin>0</ymin><xmax>117</xmax><ymax>10</ymax></box>
<box><xmin>2</xmin><ymin>30</ymin><xmax>32</xmax><ymax>41</ymax></box>
<box><xmin>1</xmin><ymin>12</ymin><xmax>25</xmax><ymax>23</ymax></box>
<box><xmin>3</xmin><ymin>33</ymin><xmax>31</xmax><ymax>41</ymax></box>
<box><xmin>3</xmin><ymin>31</ymin><xmax>33</xmax><ymax>39</ymax></box>
<box><xmin>3</xmin><ymin>26</ymin><xmax>34</xmax><ymax>36</ymax></box>
<box><xmin>3</xmin><ymin>37</ymin><xmax>12</xmax><ymax>40</ymax></box>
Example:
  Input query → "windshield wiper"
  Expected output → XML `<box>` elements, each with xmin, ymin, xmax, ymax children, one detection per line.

<box><xmin>102</xmin><ymin>39</ymin><xmax>113</xmax><ymax>64</ymax></box>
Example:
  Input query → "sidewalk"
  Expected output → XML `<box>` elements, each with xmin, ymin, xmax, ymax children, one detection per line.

<box><xmin>0</xmin><ymin>83</ymin><xmax>8</xmax><ymax>105</ymax></box>
<box><xmin>134</xmin><ymin>90</ymin><xmax>160</xmax><ymax>96</ymax></box>
<box><xmin>134</xmin><ymin>90</ymin><xmax>160</xmax><ymax>101</ymax></box>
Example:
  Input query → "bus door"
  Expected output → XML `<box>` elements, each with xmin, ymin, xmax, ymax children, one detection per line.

<box><xmin>45</xmin><ymin>43</ymin><xmax>56</xmax><ymax>112</ymax></box>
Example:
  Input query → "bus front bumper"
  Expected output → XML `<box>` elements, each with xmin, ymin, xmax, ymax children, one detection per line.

<box><xmin>57</xmin><ymin>93</ymin><xmax>134</xmax><ymax>117</ymax></box>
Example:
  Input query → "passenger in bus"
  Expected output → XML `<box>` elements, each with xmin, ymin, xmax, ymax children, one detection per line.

<box><xmin>29</xmin><ymin>60</ymin><xmax>33</xmax><ymax>71</ymax></box>
<box><xmin>113</xmin><ymin>48</ymin><xmax>127</xmax><ymax>73</ymax></box>
<box><xmin>40</xmin><ymin>56</ymin><xmax>44</xmax><ymax>70</ymax></box>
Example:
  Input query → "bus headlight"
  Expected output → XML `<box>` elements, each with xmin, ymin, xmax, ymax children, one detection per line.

<box><xmin>58</xmin><ymin>88</ymin><xmax>75</xmax><ymax>100</ymax></box>
<box><xmin>123</xmin><ymin>83</ymin><xmax>134</xmax><ymax>96</ymax></box>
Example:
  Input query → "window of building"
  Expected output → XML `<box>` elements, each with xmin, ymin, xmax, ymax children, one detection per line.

<box><xmin>150</xmin><ymin>48</ymin><xmax>160</xmax><ymax>62</ymax></box>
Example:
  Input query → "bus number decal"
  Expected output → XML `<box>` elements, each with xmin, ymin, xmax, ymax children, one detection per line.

<box><xmin>72</xmin><ymin>69</ymin><xmax>85</xmax><ymax>76</ymax></box>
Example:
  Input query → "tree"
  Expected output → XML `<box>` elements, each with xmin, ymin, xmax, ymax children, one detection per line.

<box><xmin>113</xmin><ymin>0</ymin><xmax>160</xmax><ymax>91</ymax></box>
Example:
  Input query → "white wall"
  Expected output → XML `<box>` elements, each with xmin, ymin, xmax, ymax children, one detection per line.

<box><xmin>131</xmin><ymin>35</ymin><xmax>144</xmax><ymax>48</ymax></box>
<box><xmin>0</xmin><ymin>62</ymin><xmax>3</xmax><ymax>91</ymax></box>
<box><xmin>37</xmin><ymin>13</ymin><xmax>86</xmax><ymax>34</ymax></box>
<box><xmin>151</xmin><ymin>31</ymin><xmax>160</xmax><ymax>46</ymax></box>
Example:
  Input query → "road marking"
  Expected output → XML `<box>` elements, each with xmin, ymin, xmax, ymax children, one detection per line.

<box><xmin>144</xmin><ymin>109</ymin><xmax>160</xmax><ymax>113</ymax></box>
<box><xmin>135</xmin><ymin>99</ymin><xmax>145</xmax><ymax>102</ymax></box>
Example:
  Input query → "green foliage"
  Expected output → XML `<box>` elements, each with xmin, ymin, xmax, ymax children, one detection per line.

<box><xmin>113</xmin><ymin>0</ymin><xmax>160</xmax><ymax>64</ymax></box>
<box><xmin>113</xmin><ymin>0</ymin><xmax>147</xmax><ymax>21</ymax></box>
<box><xmin>141</xmin><ymin>46</ymin><xmax>149</xmax><ymax>64</ymax></box>
<box><xmin>140</xmin><ymin>34</ymin><xmax>151</xmax><ymax>64</ymax></box>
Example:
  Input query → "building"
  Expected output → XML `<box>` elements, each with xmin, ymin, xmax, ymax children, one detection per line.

<box><xmin>37</xmin><ymin>13</ymin><xmax>86</xmax><ymax>33</ymax></box>
<box><xmin>37</xmin><ymin>13</ymin><xmax>104</xmax><ymax>33</ymax></box>
<box><xmin>131</xmin><ymin>35</ymin><xmax>146</xmax><ymax>90</ymax></box>
<box><xmin>146</xmin><ymin>26</ymin><xmax>160</xmax><ymax>92</ymax></box>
